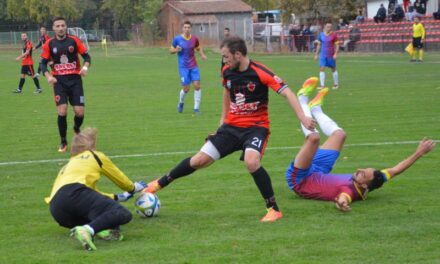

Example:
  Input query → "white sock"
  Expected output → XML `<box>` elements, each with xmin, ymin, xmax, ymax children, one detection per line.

<box><xmin>298</xmin><ymin>95</ymin><xmax>318</xmax><ymax>137</ymax></box>
<box><xmin>194</xmin><ymin>89</ymin><xmax>201</xmax><ymax>110</ymax></box>
<box><xmin>84</xmin><ymin>225</ymin><xmax>95</xmax><ymax>236</ymax></box>
<box><xmin>179</xmin><ymin>89</ymin><xmax>187</xmax><ymax>104</ymax></box>
<box><xmin>311</xmin><ymin>105</ymin><xmax>342</xmax><ymax>136</ymax></box>
<box><xmin>319</xmin><ymin>71</ymin><xmax>325</xmax><ymax>87</ymax></box>
<box><xmin>333</xmin><ymin>71</ymin><xmax>339</xmax><ymax>86</ymax></box>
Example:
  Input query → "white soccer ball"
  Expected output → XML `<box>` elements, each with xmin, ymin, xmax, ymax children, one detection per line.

<box><xmin>135</xmin><ymin>192</ymin><xmax>161</xmax><ymax>218</ymax></box>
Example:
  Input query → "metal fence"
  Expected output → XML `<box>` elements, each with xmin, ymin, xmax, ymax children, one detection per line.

<box><xmin>0</xmin><ymin>29</ymin><xmax>129</xmax><ymax>45</ymax></box>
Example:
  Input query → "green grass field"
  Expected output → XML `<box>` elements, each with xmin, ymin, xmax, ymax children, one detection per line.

<box><xmin>0</xmin><ymin>44</ymin><xmax>439</xmax><ymax>263</ymax></box>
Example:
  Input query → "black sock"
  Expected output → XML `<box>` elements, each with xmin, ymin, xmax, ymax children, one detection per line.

<box><xmin>251</xmin><ymin>166</ymin><xmax>279</xmax><ymax>211</ymax></box>
<box><xmin>18</xmin><ymin>78</ymin><xmax>25</xmax><ymax>89</ymax></box>
<box><xmin>74</xmin><ymin>115</ymin><xmax>84</xmax><ymax>133</ymax></box>
<box><xmin>33</xmin><ymin>77</ymin><xmax>41</xmax><ymax>89</ymax></box>
<box><xmin>158</xmin><ymin>157</ymin><xmax>196</xmax><ymax>188</ymax></box>
<box><xmin>58</xmin><ymin>115</ymin><xmax>67</xmax><ymax>144</ymax></box>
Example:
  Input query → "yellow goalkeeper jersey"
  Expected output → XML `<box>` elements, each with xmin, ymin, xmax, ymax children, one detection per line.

<box><xmin>45</xmin><ymin>150</ymin><xmax>134</xmax><ymax>203</ymax></box>
<box><xmin>413</xmin><ymin>23</ymin><xmax>425</xmax><ymax>39</ymax></box>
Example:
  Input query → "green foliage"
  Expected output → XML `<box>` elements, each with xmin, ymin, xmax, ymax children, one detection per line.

<box><xmin>242</xmin><ymin>0</ymin><xmax>279</xmax><ymax>11</ymax></box>
<box><xmin>0</xmin><ymin>46</ymin><xmax>439</xmax><ymax>263</ymax></box>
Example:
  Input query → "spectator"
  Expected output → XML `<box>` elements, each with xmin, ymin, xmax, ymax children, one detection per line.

<box><xmin>302</xmin><ymin>24</ymin><xmax>315</xmax><ymax>52</ymax></box>
<box><xmin>337</xmin><ymin>18</ymin><xmax>348</xmax><ymax>30</ymax></box>
<box><xmin>414</xmin><ymin>0</ymin><xmax>426</xmax><ymax>15</ymax></box>
<box><xmin>391</xmin><ymin>4</ymin><xmax>405</xmax><ymax>22</ymax></box>
<box><xmin>341</xmin><ymin>24</ymin><xmax>361</xmax><ymax>52</ymax></box>
<box><xmin>407</xmin><ymin>4</ymin><xmax>417</xmax><ymax>21</ymax></box>
<box><xmin>355</xmin><ymin>8</ymin><xmax>365</xmax><ymax>23</ymax></box>
<box><xmin>403</xmin><ymin>0</ymin><xmax>411</xmax><ymax>12</ymax></box>
<box><xmin>434</xmin><ymin>7</ymin><xmax>440</xmax><ymax>20</ymax></box>
<box><xmin>374</xmin><ymin>4</ymin><xmax>387</xmax><ymax>23</ymax></box>
<box><xmin>388</xmin><ymin>0</ymin><xmax>397</xmax><ymax>13</ymax></box>
<box><xmin>288</xmin><ymin>24</ymin><xmax>297</xmax><ymax>52</ymax></box>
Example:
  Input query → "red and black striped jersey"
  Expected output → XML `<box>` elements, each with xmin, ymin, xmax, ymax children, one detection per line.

<box><xmin>222</xmin><ymin>60</ymin><xmax>288</xmax><ymax>129</ymax></box>
<box><xmin>41</xmin><ymin>34</ymin><xmax>88</xmax><ymax>76</ymax></box>
<box><xmin>22</xmin><ymin>40</ymin><xmax>33</xmax><ymax>66</ymax></box>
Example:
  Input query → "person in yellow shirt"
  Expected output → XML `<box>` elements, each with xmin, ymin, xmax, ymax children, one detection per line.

<box><xmin>411</xmin><ymin>16</ymin><xmax>425</xmax><ymax>62</ymax></box>
<box><xmin>46</xmin><ymin>128</ymin><xmax>146</xmax><ymax>251</ymax></box>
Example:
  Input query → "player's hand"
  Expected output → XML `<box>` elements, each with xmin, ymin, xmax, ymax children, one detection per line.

<box><xmin>79</xmin><ymin>66</ymin><xmax>88</xmax><ymax>77</ymax></box>
<box><xmin>416</xmin><ymin>137</ymin><xmax>435</xmax><ymax>156</ymax></box>
<box><xmin>115</xmin><ymin>191</ymin><xmax>133</xmax><ymax>202</ymax></box>
<box><xmin>201</xmin><ymin>54</ymin><xmax>207</xmax><ymax>60</ymax></box>
<box><xmin>335</xmin><ymin>196</ymin><xmax>352</xmax><ymax>212</ymax></box>
<box><xmin>15</xmin><ymin>57</ymin><xmax>20</xmax><ymax>62</ymax></box>
<box><xmin>176</xmin><ymin>45</ymin><xmax>182</xmax><ymax>52</ymax></box>
<box><xmin>132</xmin><ymin>181</ymin><xmax>147</xmax><ymax>193</ymax></box>
<box><xmin>301</xmin><ymin>116</ymin><xmax>316</xmax><ymax>131</ymax></box>
<box><xmin>333</xmin><ymin>54</ymin><xmax>337</xmax><ymax>59</ymax></box>
<box><xmin>47</xmin><ymin>76</ymin><xmax>57</xmax><ymax>86</ymax></box>
<box><xmin>314</xmin><ymin>54</ymin><xmax>318</xmax><ymax>60</ymax></box>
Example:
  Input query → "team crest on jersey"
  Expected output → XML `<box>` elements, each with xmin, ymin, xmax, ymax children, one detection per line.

<box><xmin>68</xmin><ymin>46</ymin><xmax>74</xmax><ymax>53</ymax></box>
<box><xmin>53</xmin><ymin>47</ymin><xmax>58</xmax><ymax>54</ymax></box>
<box><xmin>274</xmin><ymin>75</ymin><xmax>283</xmax><ymax>84</ymax></box>
<box><xmin>226</xmin><ymin>80</ymin><xmax>232</xmax><ymax>89</ymax></box>
<box><xmin>60</xmin><ymin>54</ymin><xmax>68</xmax><ymax>64</ymax></box>
<box><xmin>247</xmin><ymin>82</ymin><xmax>256</xmax><ymax>92</ymax></box>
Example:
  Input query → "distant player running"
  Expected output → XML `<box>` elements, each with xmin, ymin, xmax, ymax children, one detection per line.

<box><xmin>314</xmin><ymin>23</ymin><xmax>339</xmax><ymax>89</ymax></box>
<box><xmin>45</xmin><ymin>128</ymin><xmax>146</xmax><ymax>251</ymax></box>
<box><xmin>13</xmin><ymin>32</ymin><xmax>42</xmax><ymax>94</ymax></box>
<box><xmin>145</xmin><ymin>37</ymin><xmax>316</xmax><ymax>222</ymax></box>
<box><xmin>171</xmin><ymin>21</ymin><xmax>207</xmax><ymax>114</ymax></box>
<box><xmin>286</xmin><ymin>77</ymin><xmax>435</xmax><ymax>211</ymax></box>
<box><xmin>41</xmin><ymin>17</ymin><xmax>91</xmax><ymax>152</ymax></box>
<box><xmin>34</xmin><ymin>25</ymin><xmax>51</xmax><ymax>75</ymax></box>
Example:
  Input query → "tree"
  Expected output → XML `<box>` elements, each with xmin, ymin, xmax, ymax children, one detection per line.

<box><xmin>279</xmin><ymin>0</ymin><xmax>358</xmax><ymax>24</ymax></box>
<box><xmin>242</xmin><ymin>0</ymin><xmax>279</xmax><ymax>11</ymax></box>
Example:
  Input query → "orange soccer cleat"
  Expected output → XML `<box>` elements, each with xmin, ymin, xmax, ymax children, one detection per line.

<box><xmin>260</xmin><ymin>207</ymin><xmax>283</xmax><ymax>223</ymax></box>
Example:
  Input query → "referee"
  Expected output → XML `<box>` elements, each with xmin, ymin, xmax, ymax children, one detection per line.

<box><xmin>411</xmin><ymin>16</ymin><xmax>425</xmax><ymax>62</ymax></box>
<box><xmin>45</xmin><ymin>128</ymin><xmax>146</xmax><ymax>251</ymax></box>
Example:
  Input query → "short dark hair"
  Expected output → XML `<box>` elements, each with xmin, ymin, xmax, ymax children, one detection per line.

<box><xmin>183</xmin><ymin>20</ymin><xmax>192</xmax><ymax>27</ymax></box>
<box><xmin>220</xmin><ymin>36</ymin><xmax>247</xmax><ymax>56</ymax></box>
<box><xmin>40</xmin><ymin>25</ymin><xmax>46</xmax><ymax>29</ymax></box>
<box><xmin>53</xmin><ymin>17</ymin><xmax>66</xmax><ymax>24</ymax></box>
<box><xmin>368</xmin><ymin>170</ymin><xmax>385</xmax><ymax>191</ymax></box>
<box><xmin>224</xmin><ymin>27</ymin><xmax>230</xmax><ymax>31</ymax></box>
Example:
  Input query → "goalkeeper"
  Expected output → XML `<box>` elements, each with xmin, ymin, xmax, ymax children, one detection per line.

<box><xmin>45</xmin><ymin>128</ymin><xmax>146</xmax><ymax>251</ymax></box>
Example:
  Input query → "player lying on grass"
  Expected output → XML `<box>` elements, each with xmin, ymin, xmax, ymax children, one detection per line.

<box><xmin>285</xmin><ymin>77</ymin><xmax>436</xmax><ymax>211</ymax></box>
<box><xmin>45</xmin><ymin>128</ymin><xmax>146</xmax><ymax>251</ymax></box>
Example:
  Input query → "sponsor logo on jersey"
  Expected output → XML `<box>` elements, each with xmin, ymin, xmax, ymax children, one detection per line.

<box><xmin>226</xmin><ymin>80</ymin><xmax>232</xmax><ymax>89</ymax></box>
<box><xmin>68</xmin><ymin>46</ymin><xmax>74</xmax><ymax>53</ymax></box>
<box><xmin>230</xmin><ymin>92</ymin><xmax>260</xmax><ymax>114</ymax></box>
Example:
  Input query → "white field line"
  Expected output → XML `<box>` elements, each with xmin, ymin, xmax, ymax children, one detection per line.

<box><xmin>0</xmin><ymin>140</ymin><xmax>437</xmax><ymax>167</ymax></box>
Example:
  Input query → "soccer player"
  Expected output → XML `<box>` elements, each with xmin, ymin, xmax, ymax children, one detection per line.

<box><xmin>45</xmin><ymin>128</ymin><xmax>146</xmax><ymax>251</ymax></box>
<box><xmin>171</xmin><ymin>21</ymin><xmax>207</xmax><ymax>114</ymax></box>
<box><xmin>41</xmin><ymin>17</ymin><xmax>91</xmax><ymax>152</ymax></box>
<box><xmin>411</xmin><ymin>17</ymin><xmax>425</xmax><ymax>62</ymax></box>
<box><xmin>220</xmin><ymin>27</ymin><xmax>231</xmax><ymax>70</ymax></box>
<box><xmin>34</xmin><ymin>25</ymin><xmax>51</xmax><ymax>74</ymax></box>
<box><xmin>145</xmin><ymin>36</ymin><xmax>316</xmax><ymax>222</ymax></box>
<box><xmin>286</xmin><ymin>78</ymin><xmax>435</xmax><ymax>211</ymax></box>
<box><xmin>13</xmin><ymin>32</ymin><xmax>42</xmax><ymax>94</ymax></box>
<box><xmin>314</xmin><ymin>23</ymin><xmax>339</xmax><ymax>89</ymax></box>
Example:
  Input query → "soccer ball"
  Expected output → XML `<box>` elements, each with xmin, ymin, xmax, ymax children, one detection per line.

<box><xmin>135</xmin><ymin>192</ymin><xmax>161</xmax><ymax>218</ymax></box>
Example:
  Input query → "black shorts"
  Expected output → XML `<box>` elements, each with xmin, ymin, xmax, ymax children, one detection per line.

<box><xmin>49</xmin><ymin>183</ymin><xmax>131</xmax><ymax>230</ymax></box>
<box><xmin>21</xmin><ymin>65</ymin><xmax>35</xmax><ymax>76</ymax></box>
<box><xmin>54</xmin><ymin>74</ymin><xmax>84</xmax><ymax>106</ymax></box>
<box><xmin>207</xmin><ymin>124</ymin><xmax>270</xmax><ymax>160</ymax></box>
<box><xmin>412</xmin><ymin>37</ymin><xmax>423</xmax><ymax>49</ymax></box>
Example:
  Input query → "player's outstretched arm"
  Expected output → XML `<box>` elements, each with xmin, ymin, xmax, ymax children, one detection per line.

<box><xmin>280</xmin><ymin>88</ymin><xmax>316</xmax><ymax>130</ymax></box>
<box><xmin>335</xmin><ymin>193</ymin><xmax>352</xmax><ymax>212</ymax></box>
<box><xmin>219</xmin><ymin>88</ymin><xmax>230</xmax><ymax>125</ymax></box>
<box><xmin>386</xmin><ymin>138</ymin><xmax>435</xmax><ymax>179</ymax></box>
<box><xmin>170</xmin><ymin>45</ymin><xmax>181</xmax><ymax>54</ymax></box>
